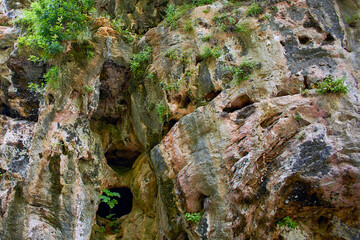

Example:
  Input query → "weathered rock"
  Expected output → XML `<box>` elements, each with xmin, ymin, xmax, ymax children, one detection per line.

<box><xmin>95</xmin><ymin>0</ymin><xmax>193</xmax><ymax>34</ymax></box>
<box><xmin>149</xmin><ymin>0</ymin><xmax>360</xmax><ymax>239</ymax></box>
<box><xmin>1</xmin><ymin>0</ymin><xmax>360</xmax><ymax>239</ymax></box>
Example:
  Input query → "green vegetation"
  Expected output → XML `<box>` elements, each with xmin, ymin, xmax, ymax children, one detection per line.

<box><xmin>192</xmin><ymin>0</ymin><xmax>215</xmax><ymax>6</ymax></box>
<box><xmin>148</xmin><ymin>72</ymin><xmax>155</xmax><ymax>81</ymax></box>
<box><xmin>236</xmin><ymin>22</ymin><xmax>252</xmax><ymax>37</ymax></box>
<box><xmin>230</xmin><ymin>60</ymin><xmax>258</xmax><ymax>84</ymax></box>
<box><xmin>17</xmin><ymin>0</ymin><xmax>95</xmax><ymax>60</ymax></box>
<box><xmin>28</xmin><ymin>55</ymin><xmax>42</xmax><ymax>63</ymax></box>
<box><xmin>203</xmin><ymin>9</ymin><xmax>210</xmax><ymax>14</ymax></box>
<box><xmin>166</xmin><ymin>48</ymin><xmax>192</xmax><ymax>64</ymax></box>
<box><xmin>111</xmin><ymin>18</ymin><xmax>134</xmax><ymax>43</ymax></box>
<box><xmin>98</xmin><ymin>189</ymin><xmax>121</xmax><ymax>209</ymax></box>
<box><xmin>84</xmin><ymin>85</ymin><xmax>94</xmax><ymax>93</ymax></box>
<box><xmin>213</xmin><ymin>13</ymin><xmax>237</xmax><ymax>32</ymax></box>
<box><xmin>43</xmin><ymin>66</ymin><xmax>61</xmax><ymax>88</ymax></box>
<box><xmin>16</xmin><ymin>0</ymin><xmax>97</xmax><ymax>92</ymax></box>
<box><xmin>156</xmin><ymin>103</ymin><xmax>170</xmax><ymax>123</ymax></box>
<box><xmin>96</xmin><ymin>189</ymin><xmax>122</xmax><ymax>235</ymax></box>
<box><xmin>167</xmin><ymin>49</ymin><xmax>179</xmax><ymax>61</ymax></box>
<box><xmin>294</xmin><ymin>114</ymin><xmax>302</xmax><ymax>121</ymax></box>
<box><xmin>247</xmin><ymin>3</ymin><xmax>262</xmax><ymax>17</ymax></box>
<box><xmin>300</xmin><ymin>88</ymin><xmax>309</xmax><ymax>96</ymax></box>
<box><xmin>130</xmin><ymin>46</ymin><xmax>152</xmax><ymax>76</ymax></box>
<box><xmin>278</xmin><ymin>216</ymin><xmax>298</xmax><ymax>229</ymax></box>
<box><xmin>296</xmin><ymin>131</ymin><xmax>305</xmax><ymax>140</ymax></box>
<box><xmin>199</xmin><ymin>45</ymin><xmax>222</xmax><ymax>60</ymax></box>
<box><xmin>164</xmin><ymin>4</ymin><xmax>193</xmax><ymax>30</ymax></box>
<box><xmin>185</xmin><ymin>212</ymin><xmax>202</xmax><ymax>223</ymax></box>
<box><xmin>160</xmin><ymin>78</ymin><xmax>179</xmax><ymax>92</ymax></box>
<box><xmin>201</xmin><ymin>34</ymin><xmax>213</xmax><ymax>42</ymax></box>
<box><xmin>316</xmin><ymin>75</ymin><xmax>349</xmax><ymax>94</ymax></box>
<box><xmin>184</xmin><ymin>69</ymin><xmax>194</xmax><ymax>78</ymax></box>
<box><xmin>28</xmin><ymin>82</ymin><xmax>45</xmax><ymax>94</ymax></box>
<box><xmin>184</xmin><ymin>18</ymin><xmax>195</xmax><ymax>32</ymax></box>
<box><xmin>105</xmin><ymin>214</ymin><xmax>121</xmax><ymax>234</ymax></box>
<box><xmin>96</xmin><ymin>225</ymin><xmax>105</xmax><ymax>234</ymax></box>
<box><xmin>345</xmin><ymin>14</ymin><xmax>359</xmax><ymax>27</ymax></box>
<box><xmin>29</xmin><ymin>66</ymin><xmax>61</xmax><ymax>92</ymax></box>
<box><xmin>270</xmin><ymin>6</ymin><xmax>278</xmax><ymax>14</ymax></box>
<box><xmin>163</xmin><ymin>1</ymin><xmax>216</xmax><ymax>30</ymax></box>
<box><xmin>263</xmin><ymin>14</ymin><xmax>270</xmax><ymax>22</ymax></box>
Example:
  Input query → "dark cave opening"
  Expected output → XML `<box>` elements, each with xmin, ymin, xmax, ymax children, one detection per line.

<box><xmin>97</xmin><ymin>188</ymin><xmax>133</xmax><ymax>219</ymax></box>
<box><xmin>105</xmin><ymin>149</ymin><xmax>141</xmax><ymax>170</ymax></box>
<box><xmin>298</xmin><ymin>36</ymin><xmax>310</xmax><ymax>45</ymax></box>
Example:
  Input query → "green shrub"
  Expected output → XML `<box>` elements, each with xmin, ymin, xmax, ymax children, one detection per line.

<box><xmin>192</xmin><ymin>0</ymin><xmax>215</xmax><ymax>6</ymax></box>
<box><xmin>184</xmin><ymin>18</ymin><xmax>195</xmax><ymax>32</ymax></box>
<box><xmin>16</xmin><ymin>0</ymin><xmax>95</xmax><ymax>60</ymax></box>
<box><xmin>111</xmin><ymin>18</ymin><xmax>134</xmax><ymax>43</ymax></box>
<box><xmin>200</xmin><ymin>46</ymin><xmax>222</xmax><ymax>60</ymax></box>
<box><xmin>84</xmin><ymin>85</ymin><xmax>94</xmax><ymax>93</ymax></box>
<box><xmin>270</xmin><ymin>6</ymin><xmax>278</xmax><ymax>14</ymax></box>
<box><xmin>166</xmin><ymin>48</ymin><xmax>192</xmax><ymax>64</ymax></box>
<box><xmin>164</xmin><ymin>4</ymin><xmax>193</xmax><ymax>30</ymax></box>
<box><xmin>98</xmin><ymin>189</ymin><xmax>121</xmax><ymax>209</ymax></box>
<box><xmin>185</xmin><ymin>212</ymin><xmax>201</xmax><ymax>223</ymax></box>
<box><xmin>278</xmin><ymin>216</ymin><xmax>298</xmax><ymax>229</ymax></box>
<box><xmin>345</xmin><ymin>14</ymin><xmax>359</xmax><ymax>27</ymax></box>
<box><xmin>213</xmin><ymin>13</ymin><xmax>234</xmax><ymax>31</ymax></box>
<box><xmin>156</xmin><ymin>103</ymin><xmax>170</xmax><ymax>123</ymax></box>
<box><xmin>201</xmin><ymin>34</ymin><xmax>213</xmax><ymax>42</ymax></box>
<box><xmin>294</xmin><ymin>114</ymin><xmax>302</xmax><ymax>121</ymax></box>
<box><xmin>167</xmin><ymin>49</ymin><xmax>179</xmax><ymax>61</ymax></box>
<box><xmin>131</xmin><ymin>46</ymin><xmax>152</xmax><ymax>76</ymax></box>
<box><xmin>29</xmin><ymin>66</ymin><xmax>61</xmax><ymax>93</ymax></box>
<box><xmin>96</xmin><ymin>226</ymin><xmax>105</xmax><ymax>234</ymax></box>
<box><xmin>247</xmin><ymin>3</ymin><xmax>262</xmax><ymax>16</ymax></box>
<box><xmin>316</xmin><ymin>75</ymin><xmax>349</xmax><ymax>94</ymax></box>
<box><xmin>160</xmin><ymin>77</ymin><xmax>179</xmax><ymax>92</ymax></box>
<box><xmin>230</xmin><ymin>60</ymin><xmax>258</xmax><ymax>84</ymax></box>
<box><xmin>236</xmin><ymin>22</ymin><xmax>252</xmax><ymax>36</ymax></box>
<box><xmin>43</xmin><ymin>66</ymin><xmax>61</xmax><ymax>88</ymax></box>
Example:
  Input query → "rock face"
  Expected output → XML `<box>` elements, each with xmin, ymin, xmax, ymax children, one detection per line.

<box><xmin>0</xmin><ymin>0</ymin><xmax>360</xmax><ymax>240</ymax></box>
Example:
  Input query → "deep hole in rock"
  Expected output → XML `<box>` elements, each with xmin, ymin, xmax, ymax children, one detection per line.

<box><xmin>0</xmin><ymin>103</ymin><xmax>11</xmax><ymax>117</ymax></box>
<box><xmin>105</xmin><ymin>149</ymin><xmax>141</xmax><ymax>169</ymax></box>
<box><xmin>323</xmin><ymin>33</ymin><xmax>335</xmax><ymax>44</ymax></box>
<box><xmin>260</xmin><ymin>112</ymin><xmax>282</xmax><ymax>128</ymax></box>
<box><xmin>298</xmin><ymin>36</ymin><xmax>310</xmax><ymax>44</ymax></box>
<box><xmin>223</xmin><ymin>94</ymin><xmax>253</xmax><ymax>113</ymax></box>
<box><xmin>48</xmin><ymin>94</ymin><xmax>55</xmax><ymax>105</ymax></box>
<box><xmin>204</xmin><ymin>90</ymin><xmax>221</xmax><ymax>101</ymax></box>
<box><xmin>97</xmin><ymin>188</ymin><xmax>133</xmax><ymax>219</ymax></box>
<box><xmin>162</xmin><ymin>119</ymin><xmax>178</xmax><ymax>136</ymax></box>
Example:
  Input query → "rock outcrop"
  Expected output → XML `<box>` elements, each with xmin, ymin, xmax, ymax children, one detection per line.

<box><xmin>0</xmin><ymin>0</ymin><xmax>359</xmax><ymax>239</ymax></box>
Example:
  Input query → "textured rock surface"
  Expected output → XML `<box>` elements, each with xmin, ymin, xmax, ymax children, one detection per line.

<box><xmin>0</xmin><ymin>0</ymin><xmax>359</xmax><ymax>239</ymax></box>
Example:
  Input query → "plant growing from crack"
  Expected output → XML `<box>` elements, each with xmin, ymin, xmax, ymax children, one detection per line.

<box><xmin>99</xmin><ymin>189</ymin><xmax>121</xmax><ymax>209</ymax></box>
<box><xmin>294</xmin><ymin>114</ymin><xmax>302</xmax><ymax>121</ymax></box>
<box><xmin>316</xmin><ymin>75</ymin><xmax>349</xmax><ymax>94</ymax></box>
<box><xmin>130</xmin><ymin>45</ymin><xmax>152</xmax><ymax>77</ymax></box>
<box><xmin>247</xmin><ymin>3</ymin><xmax>262</xmax><ymax>16</ymax></box>
<box><xmin>17</xmin><ymin>0</ymin><xmax>96</xmax><ymax>93</ymax></box>
<box><xmin>199</xmin><ymin>45</ymin><xmax>222</xmax><ymax>60</ymax></box>
<box><xmin>156</xmin><ymin>103</ymin><xmax>171</xmax><ymax>123</ymax></box>
<box><xmin>277</xmin><ymin>216</ymin><xmax>298</xmax><ymax>229</ymax></box>
<box><xmin>185</xmin><ymin>212</ymin><xmax>202</xmax><ymax>223</ymax></box>
<box><xmin>229</xmin><ymin>60</ymin><xmax>259</xmax><ymax>84</ymax></box>
<box><xmin>28</xmin><ymin>66</ymin><xmax>60</xmax><ymax>93</ymax></box>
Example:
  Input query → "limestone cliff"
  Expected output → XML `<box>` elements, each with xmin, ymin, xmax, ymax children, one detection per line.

<box><xmin>0</xmin><ymin>0</ymin><xmax>360</xmax><ymax>239</ymax></box>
